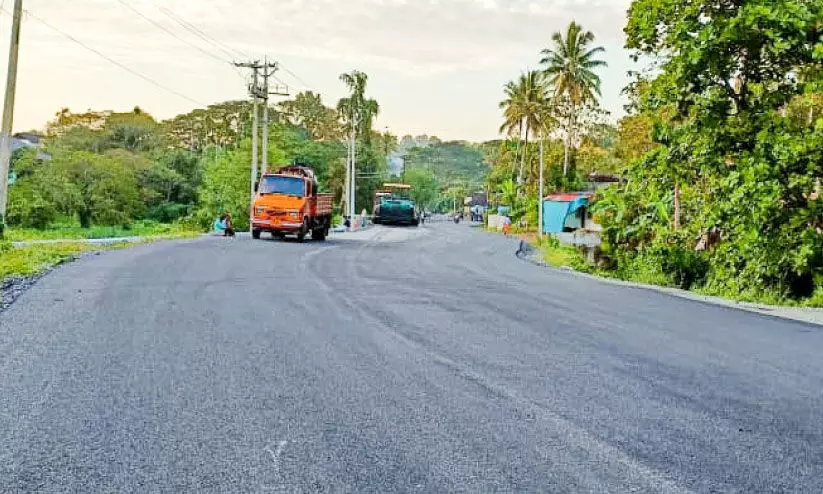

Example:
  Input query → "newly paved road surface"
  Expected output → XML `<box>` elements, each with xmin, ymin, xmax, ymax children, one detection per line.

<box><xmin>1</xmin><ymin>224</ymin><xmax>822</xmax><ymax>492</ymax></box>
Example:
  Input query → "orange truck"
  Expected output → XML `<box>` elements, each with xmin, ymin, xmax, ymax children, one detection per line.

<box><xmin>251</xmin><ymin>165</ymin><xmax>333</xmax><ymax>241</ymax></box>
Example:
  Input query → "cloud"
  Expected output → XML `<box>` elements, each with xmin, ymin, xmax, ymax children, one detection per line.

<box><xmin>7</xmin><ymin>0</ymin><xmax>633</xmax><ymax>139</ymax></box>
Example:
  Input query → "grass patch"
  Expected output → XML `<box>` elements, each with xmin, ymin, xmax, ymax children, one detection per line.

<box><xmin>6</xmin><ymin>220</ymin><xmax>200</xmax><ymax>242</ymax></box>
<box><xmin>0</xmin><ymin>242</ymin><xmax>96</xmax><ymax>280</ymax></box>
<box><xmin>542</xmin><ymin>244</ymin><xmax>582</xmax><ymax>267</ymax></box>
<box><xmin>531</xmin><ymin>235</ymin><xmax>590</xmax><ymax>271</ymax></box>
<box><xmin>0</xmin><ymin>235</ymin><xmax>176</xmax><ymax>283</ymax></box>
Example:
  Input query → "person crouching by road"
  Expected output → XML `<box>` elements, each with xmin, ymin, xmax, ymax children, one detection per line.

<box><xmin>216</xmin><ymin>212</ymin><xmax>235</xmax><ymax>237</ymax></box>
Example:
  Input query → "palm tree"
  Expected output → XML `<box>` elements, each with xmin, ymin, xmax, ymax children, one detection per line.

<box><xmin>337</xmin><ymin>70</ymin><xmax>379</xmax><ymax>219</ymax></box>
<box><xmin>499</xmin><ymin>71</ymin><xmax>546</xmax><ymax>186</ymax></box>
<box><xmin>499</xmin><ymin>79</ymin><xmax>525</xmax><ymax>178</ymax></box>
<box><xmin>536</xmin><ymin>99</ymin><xmax>557</xmax><ymax>238</ymax></box>
<box><xmin>337</xmin><ymin>71</ymin><xmax>379</xmax><ymax>140</ymax></box>
<box><xmin>540</xmin><ymin>21</ymin><xmax>606</xmax><ymax>176</ymax></box>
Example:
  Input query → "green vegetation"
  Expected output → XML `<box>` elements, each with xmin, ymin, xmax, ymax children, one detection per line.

<box><xmin>591</xmin><ymin>0</ymin><xmax>823</xmax><ymax>306</ymax></box>
<box><xmin>537</xmin><ymin>237</ymin><xmax>585</xmax><ymax>270</ymax></box>
<box><xmin>5</xmin><ymin>71</ymin><xmax>395</xmax><ymax>239</ymax></box>
<box><xmin>487</xmin><ymin>7</ymin><xmax>823</xmax><ymax>307</ymax></box>
<box><xmin>486</xmin><ymin>21</ymin><xmax>610</xmax><ymax>227</ymax></box>
<box><xmin>540</xmin><ymin>21</ymin><xmax>607</xmax><ymax>176</ymax></box>
<box><xmin>0</xmin><ymin>241</ymin><xmax>116</xmax><ymax>281</ymax></box>
<box><xmin>404</xmin><ymin>168</ymin><xmax>439</xmax><ymax>211</ymax></box>
<box><xmin>402</xmin><ymin>140</ymin><xmax>487</xmax><ymax>185</ymax></box>
<box><xmin>6</xmin><ymin>220</ymin><xmax>196</xmax><ymax>242</ymax></box>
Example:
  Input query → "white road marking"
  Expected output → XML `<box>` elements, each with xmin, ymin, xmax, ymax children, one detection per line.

<box><xmin>265</xmin><ymin>440</ymin><xmax>289</xmax><ymax>476</ymax></box>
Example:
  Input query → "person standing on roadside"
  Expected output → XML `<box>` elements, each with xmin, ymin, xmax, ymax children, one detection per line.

<box><xmin>503</xmin><ymin>215</ymin><xmax>512</xmax><ymax>237</ymax></box>
<box><xmin>223</xmin><ymin>212</ymin><xmax>235</xmax><ymax>237</ymax></box>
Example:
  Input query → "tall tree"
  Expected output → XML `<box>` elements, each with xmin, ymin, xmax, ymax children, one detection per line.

<box><xmin>600</xmin><ymin>0</ymin><xmax>823</xmax><ymax>298</ymax></box>
<box><xmin>540</xmin><ymin>21</ymin><xmax>607</xmax><ymax>176</ymax></box>
<box><xmin>277</xmin><ymin>91</ymin><xmax>341</xmax><ymax>141</ymax></box>
<box><xmin>499</xmin><ymin>71</ymin><xmax>546</xmax><ymax>186</ymax></box>
<box><xmin>337</xmin><ymin>71</ymin><xmax>380</xmax><ymax>214</ymax></box>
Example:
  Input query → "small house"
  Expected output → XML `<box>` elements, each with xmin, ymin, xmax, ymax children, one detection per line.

<box><xmin>542</xmin><ymin>192</ymin><xmax>598</xmax><ymax>234</ymax></box>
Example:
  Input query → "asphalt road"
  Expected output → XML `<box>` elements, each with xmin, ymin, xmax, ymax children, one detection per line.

<box><xmin>1</xmin><ymin>224</ymin><xmax>822</xmax><ymax>492</ymax></box>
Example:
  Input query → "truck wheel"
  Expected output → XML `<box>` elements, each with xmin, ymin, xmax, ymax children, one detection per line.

<box><xmin>252</xmin><ymin>228</ymin><xmax>261</xmax><ymax>239</ymax></box>
<box><xmin>297</xmin><ymin>219</ymin><xmax>308</xmax><ymax>242</ymax></box>
<box><xmin>313</xmin><ymin>227</ymin><xmax>326</xmax><ymax>241</ymax></box>
<box><xmin>272</xmin><ymin>231</ymin><xmax>285</xmax><ymax>240</ymax></box>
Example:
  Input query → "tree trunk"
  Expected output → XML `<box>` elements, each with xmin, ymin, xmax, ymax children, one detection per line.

<box><xmin>673</xmin><ymin>182</ymin><xmax>681</xmax><ymax>231</ymax></box>
<box><xmin>512</xmin><ymin>120</ymin><xmax>522</xmax><ymax>177</ymax></box>
<box><xmin>79</xmin><ymin>209</ymin><xmax>91</xmax><ymax>229</ymax></box>
<box><xmin>563</xmin><ymin>102</ymin><xmax>575</xmax><ymax>177</ymax></box>
<box><xmin>518</xmin><ymin>122</ymin><xmax>529</xmax><ymax>186</ymax></box>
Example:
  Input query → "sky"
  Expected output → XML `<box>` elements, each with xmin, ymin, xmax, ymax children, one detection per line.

<box><xmin>0</xmin><ymin>0</ymin><xmax>637</xmax><ymax>142</ymax></box>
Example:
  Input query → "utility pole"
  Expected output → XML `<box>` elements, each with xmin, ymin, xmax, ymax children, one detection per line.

<box><xmin>234</xmin><ymin>59</ymin><xmax>280</xmax><ymax>232</ymax></box>
<box><xmin>0</xmin><ymin>0</ymin><xmax>23</xmax><ymax>237</ymax></box>
<box><xmin>350</xmin><ymin>117</ymin><xmax>357</xmax><ymax>226</ymax></box>
<box><xmin>538</xmin><ymin>132</ymin><xmax>544</xmax><ymax>240</ymax></box>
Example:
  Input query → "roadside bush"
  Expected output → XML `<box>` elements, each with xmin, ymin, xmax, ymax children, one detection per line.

<box><xmin>148</xmin><ymin>202</ymin><xmax>191</xmax><ymax>223</ymax></box>
<box><xmin>194</xmin><ymin>146</ymin><xmax>252</xmax><ymax>230</ymax></box>
<box><xmin>7</xmin><ymin>179</ymin><xmax>58</xmax><ymax>229</ymax></box>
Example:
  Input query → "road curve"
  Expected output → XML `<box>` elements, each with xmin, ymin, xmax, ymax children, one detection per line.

<box><xmin>1</xmin><ymin>224</ymin><xmax>822</xmax><ymax>492</ymax></box>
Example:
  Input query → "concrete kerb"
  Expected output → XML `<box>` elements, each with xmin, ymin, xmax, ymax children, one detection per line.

<box><xmin>515</xmin><ymin>241</ymin><xmax>823</xmax><ymax>327</ymax></box>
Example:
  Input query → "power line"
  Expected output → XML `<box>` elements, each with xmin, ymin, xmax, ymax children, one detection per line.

<box><xmin>280</xmin><ymin>65</ymin><xmax>312</xmax><ymax>91</ymax></box>
<box><xmin>16</xmin><ymin>7</ymin><xmax>203</xmax><ymax>106</ymax></box>
<box><xmin>151</xmin><ymin>2</ymin><xmax>311</xmax><ymax>95</ymax></box>
<box><xmin>116</xmin><ymin>0</ymin><xmax>229</xmax><ymax>67</ymax></box>
<box><xmin>154</xmin><ymin>4</ymin><xmax>246</xmax><ymax>61</ymax></box>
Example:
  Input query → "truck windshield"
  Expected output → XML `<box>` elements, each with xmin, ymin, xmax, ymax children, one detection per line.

<box><xmin>259</xmin><ymin>176</ymin><xmax>304</xmax><ymax>196</ymax></box>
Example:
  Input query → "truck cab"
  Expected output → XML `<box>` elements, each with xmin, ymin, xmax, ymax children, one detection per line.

<box><xmin>252</xmin><ymin>166</ymin><xmax>333</xmax><ymax>241</ymax></box>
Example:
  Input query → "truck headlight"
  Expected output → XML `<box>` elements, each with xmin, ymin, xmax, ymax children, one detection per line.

<box><xmin>254</xmin><ymin>207</ymin><xmax>266</xmax><ymax>216</ymax></box>
<box><xmin>290</xmin><ymin>212</ymin><xmax>298</xmax><ymax>218</ymax></box>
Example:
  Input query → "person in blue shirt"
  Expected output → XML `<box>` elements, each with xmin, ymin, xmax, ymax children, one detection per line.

<box><xmin>213</xmin><ymin>212</ymin><xmax>235</xmax><ymax>237</ymax></box>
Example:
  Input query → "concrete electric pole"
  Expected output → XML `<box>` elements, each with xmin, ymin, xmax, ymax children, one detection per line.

<box><xmin>0</xmin><ymin>0</ymin><xmax>23</xmax><ymax>237</ymax></box>
<box><xmin>538</xmin><ymin>134</ymin><xmax>544</xmax><ymax>240</ymax></box>
<box><xmin>234</xmin><ymin>59</ymin><xmax>281</xmax><ymax>232</ymax></box>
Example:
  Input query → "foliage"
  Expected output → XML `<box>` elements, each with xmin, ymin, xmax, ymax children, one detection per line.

<box><xmin>7</xmin><ymin>84</ymin><xmax>355</xmax><ymax>233</ymax></box>
<box><xmin>499</xmin><ymin>71</ymin><xmax>552</xmax><ymax>185</ymax></box>
<box><xmin>403</xmin><ymin>141</ymin><xmax>488</xmax><ymax>185</ymax></box>
<box><xmin>337</xmin><ymin>71</ymin><xmax>387</xmax><ymax>213</ymax></box>
<box><xmin>194</xmin><ymin>145</ymin><xmax>253</xmax><ymax>230</ymax></box>
<box><xmin>338</xmin><ymin>71</ymin><xmax>380</xmax><ymax>143</ymax></box>
<box><xmin>5</xmin><ymin>220</ymin><xmax>198</xmax><ymax>242</ymax></box>
<box><xmin>163</xmin><ymin>100</ymin><xmax>252</xmax><ymax>151</ymax></box>
<box><xmin>404</xmin><ymin>168</ymin><xmax>439</xmax><ymax>210</ymax></box>
<box><xmin>278</xmin><ymin>91</ymin><xmax>341</xmax><ymax>141</ymax></box>
<box><xmin>0</xmin><ymin>243</ymin><xmax>92</xmax><ymax>281</ymax></box>
<box><xmin>540</xmin><ymin>21</ymin><xmax>608</xmax><ymax>175</ymax></box>
<box><xmin>595</xmin><ymin>0</ymin><xmax>823</xmax><ymax>303</ymax></box>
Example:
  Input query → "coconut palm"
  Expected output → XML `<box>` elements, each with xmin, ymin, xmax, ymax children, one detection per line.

<box><xmin>499</xmin><ymin>71</ymin><xmax>546</xmax><ymax>186</ymax></box>
<box><xmin>540</xmin><ymin>21</ymin><xmax>606</xmax><ymax>176</ymax></box>
<box><xmin>337</xmin><ymin>70</ymin><xmax>379</xmax><ymax>218</ymax></box>
<box><xmin>338</xmin><ymin>71</ymin><xmax>379</xmax><ymax>140</ymax></box>
<box><xmin>499</xmin><ymin>79</ymin><xmax>525</xmax><ymax>177</ymax></box>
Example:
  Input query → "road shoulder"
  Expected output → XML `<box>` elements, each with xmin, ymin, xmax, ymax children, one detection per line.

<box><xmin>516</xmin><ymin>240</ymin><xmax>823</xmax><ymax>327</ymax></box>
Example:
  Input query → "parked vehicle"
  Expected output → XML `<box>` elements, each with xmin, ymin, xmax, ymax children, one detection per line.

<box><xmin>251</xmin><ymin>165</ymin><xmax>333</xmax><ymax>241</ymax></box>
<box><xmin>372</xmin><ymin>183</ymin><xmax>419</xmax><ymax>226</ymax></box>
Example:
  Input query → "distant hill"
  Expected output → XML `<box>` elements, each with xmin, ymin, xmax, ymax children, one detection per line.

<box><xmin>400</xmin><ymin>138</ymin><xmax>489</xmax><ymax>186</ymax></box>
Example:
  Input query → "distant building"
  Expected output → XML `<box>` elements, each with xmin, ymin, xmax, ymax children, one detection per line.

<box><xmin>8</xmin><ymin>133</ymin><xmax>50</xmax><ymax>185</ymax></box>
<box><xmin>585</xmin><ymin>173</ymin><xmax>622</xmax><ymax>191</ymax></box>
